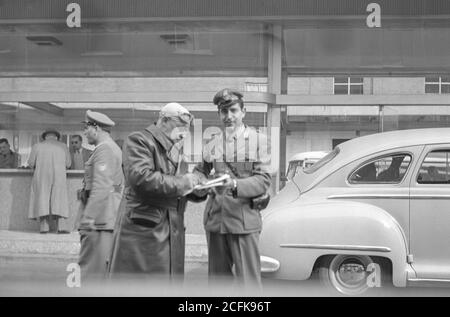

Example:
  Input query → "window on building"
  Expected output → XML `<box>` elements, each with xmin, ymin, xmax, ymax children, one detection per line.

<box><xmin>417</xmin><ymin>150</ymin><xmax>450</xmax><ymax>184</ymax></box>
<box><xmin>425</xmin><ymin>76</ymin><xmax>450</xmax><ymax>94</ymax></box>
<box><xmin>334</xmin><ymin>77</ymin><xmax>364</xmax><ymax>95</ymax></box>
<box><xmin>349</xmin><ymin>154</ymin><xmax>411</xmax><ymax>184</ymax></box>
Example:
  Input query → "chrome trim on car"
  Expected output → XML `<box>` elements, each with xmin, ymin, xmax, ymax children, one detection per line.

<box><xmin>409</xmin><ymin>195</ymin><xmax>450</xmax><ymax>200</ymax></box>
<box><xmin>408</xmin><ymin>278</ymin><xmax>450</xmax><ymax>285</ymax></box>
<box><xmin>327</xmin><ymin>194</ymin><xmax>409</xmax><ymax>200</ymax></box>
<box><xmin>330</xmin><ymin>194</ymin><xmax>450</xmax><ymax>199</ymax></box>
<box><xmin>279</xmin><ymin>244</ymin><xmax>391</xmax><ymax>253</ymax></box>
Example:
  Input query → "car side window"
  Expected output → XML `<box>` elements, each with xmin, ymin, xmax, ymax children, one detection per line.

<box><xmin>417</xmin><ymin>150</ymin><xmax>450</xmax><ymax>184</ymax></box>
<box><xmin>349</xmin><ymin>154</ymin><xmax>411</xmax><ymax>184</ymax></box>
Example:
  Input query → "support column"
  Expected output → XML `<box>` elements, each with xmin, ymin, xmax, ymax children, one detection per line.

<box><xmin>378</xmin><ymin>105</ymin><xmax>384</xmax><ymax>132</ymax></box>
<box><xmin>267</xmin><ymin>24</ymin><xmax>284</xmax><ymax>193</ymax></box>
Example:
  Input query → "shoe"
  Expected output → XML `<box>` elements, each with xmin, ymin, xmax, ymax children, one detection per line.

<box><xmin>57</xmin><ymin>230</ymin><xmax>70</xmax><ymax>234</ymax></box>
<box><xmin>40</xmin><ymin>231</ymin><xmax>49</xmax><ymax>234</ymax></box>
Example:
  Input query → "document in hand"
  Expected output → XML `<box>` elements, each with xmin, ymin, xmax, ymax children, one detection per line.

<box><xmin>194</xmin><ymin>174</ymin><xmax>230</xmax><ymax>190</ymax></box>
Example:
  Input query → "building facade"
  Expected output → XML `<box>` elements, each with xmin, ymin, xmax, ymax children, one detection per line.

<box><xmin>1</xmin><ymin>0</ymin><xmax>450</xmax><ymax>191</ymax></box>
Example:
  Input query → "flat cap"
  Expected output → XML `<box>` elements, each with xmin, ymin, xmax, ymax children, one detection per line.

<box><xmin>160</xmin><ymin>102</ymin><xmax>193</xmax><ymax>124</ymax></box>
<box><xmin>213</xmin><ymin>88</ymin><xmax>244</xmax><ymax>109</ymax></box>
<box><xmin>84</xmin><ymin>110</ymin><xmax>115</xmax><ymax>128</ymax></box>
<box><xmin>41</xmin><ymin>128</ymin><xmax>61</xmax><ymax>140</ymax></box>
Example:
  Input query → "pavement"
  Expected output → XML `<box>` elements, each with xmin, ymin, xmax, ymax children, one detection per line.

<box><xmin>2</xmin><ymin>230</ymin><xmax>450</xmax><ymax>296</ymax></box>
<box><xmin>0</xmin><ymin>230</ymin><xmax>208</xmax><ymax>264</ymax></box>
<box><xmin>0</xmin><ymin>229</ymin><xmax>211</xmax><ymax>296</ymax></box>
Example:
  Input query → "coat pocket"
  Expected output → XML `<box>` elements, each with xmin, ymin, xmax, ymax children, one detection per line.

<box><xmin>129</xmin><ymin>206</ymin><xmax>164</xmax><ymax>229</ymax></box>
<box><xmin>242</xmin><ymin>205</ymin><xmax>262</xmax><ymax>231</ymax></box>
<box><xmin>93</xmin><ymin>192</ymin><xmax>121</xmax><ymax>226</ymax></box>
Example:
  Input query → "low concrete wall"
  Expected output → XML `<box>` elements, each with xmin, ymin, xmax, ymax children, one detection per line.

<box><xmin>0</xmin><ymin>169</ymin><xmax>206</xmax><ymax>235</ymax></box>
<box><xmin>0</xmin><ymin>169</ymin><xmax>84</xmax><ymax>232</ymax></box>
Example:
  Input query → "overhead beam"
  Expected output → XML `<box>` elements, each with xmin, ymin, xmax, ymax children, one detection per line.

<box><xmin>1</xmin><ymin>92</ymin><xmax>276</xmax><ymax>104</ymax></box>
<box><xmin>3</xmin><ymin>93</ymin><xmax>449</xmax><ymax>107</ymax></box>
<box><xmin>277</xmin><ymin>94</ymin><xmax>450</xmax><ymax>106</ymax></box>
<box><xmin>20</xmin><ymin>102</ymin><xmax>64</xmax><ymax>116</ymax></box>
<box><xmin>0</xmin><ymin>103</ymin><xmax>18</xmax><ymax>110</ymax></box>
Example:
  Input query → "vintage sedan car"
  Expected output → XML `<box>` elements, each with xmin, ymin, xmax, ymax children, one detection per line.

<box><xmin>260</xmin><ymin>128</ymin><xmax>450</xmax><ymax>295</ymax></box>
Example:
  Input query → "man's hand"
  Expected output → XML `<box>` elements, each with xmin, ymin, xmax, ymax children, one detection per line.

<box><xmin>213</xmin><ymin>175</ymin><xmax>234</xmax><ymax>195</ymax></box>
<box><xmin>192</xmin><ymin>187</ymin><xmax>209</xmax><ymax>197</ymax></box>
<box><xmin>181</xmin><ymin>173</ymin><xmax>202</xmax><ymax>196</ymax></box>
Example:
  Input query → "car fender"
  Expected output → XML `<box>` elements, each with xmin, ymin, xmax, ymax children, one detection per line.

<box><xmin>260</xmin><ymin>200</ymin><xmax>408</xmax><ymax>287</ymax></box>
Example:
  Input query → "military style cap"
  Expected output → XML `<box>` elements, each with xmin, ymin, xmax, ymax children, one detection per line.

<box><xmin>83</xmin><ymin>110</ymin><xmax>115</xmax><ymax>128</ymax></box>
<box><xmin>41</xmin><ymin>128</ymin><xmax>61</xmax><ymax>140</ymax></box>
<box><xmin>160</xmin><ymin>102</ymin><xmax>193</xmax><ymax>124</ymax></box>
<box><xmin>213</xmin><ymin>88</ymin><xmax>244</xmax><ymax>109</ymax></box>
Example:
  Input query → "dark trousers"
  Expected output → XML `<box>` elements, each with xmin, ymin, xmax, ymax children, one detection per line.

<box><xmin>39</xmin><ymin>216</ymin><xmax>68</xmax><ymax>233</ymax></box>
<box><xmin>207</xmin><ymin>231</ymin><xmax>261</xmax><ymax>289</ymax></box>
<box><xmin>78</xmin><ymin>230</ymin><xmax>113</xmax><ymax>282</ymax></box>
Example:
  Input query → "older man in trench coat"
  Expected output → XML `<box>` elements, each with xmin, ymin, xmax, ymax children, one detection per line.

<box><xmin>28</xmin><ymin>129</ymin><xmax>71</xmax><ymax>233</ymax></box>
<box><xmin>109</xmin><ymin>103</ymin><xmax>201</xmax><ymax>279</ymax></box>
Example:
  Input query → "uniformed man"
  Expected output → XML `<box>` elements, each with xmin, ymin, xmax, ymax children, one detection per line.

<box><xmin>0</xmin><ymin>138</ymin><xmax>19</xmax><ymax>169</ymax></box>
<box><xmin>77</xmin><ymin>110</ymin><xmax>124</xmax><ymax>281</ymax></box>
<box><xmin>109</xmin><ymin>103</ymin><xmax>201</xmax><ymax>280</ymax></box>
<box><xmin>192</xmin><ymin>89</ymin><xmax>272</xmax><ymax>288</ymax></box>
<box><xmin>69</xmin><ymin>135</ymin><xmax>92</xmax><ymax>170</ymax></box>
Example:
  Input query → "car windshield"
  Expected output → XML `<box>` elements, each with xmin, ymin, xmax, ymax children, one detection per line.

<box><xmin>304</xmin><ymin>147</ymin><xmax>340</xmax><ymax>174</ymax></box>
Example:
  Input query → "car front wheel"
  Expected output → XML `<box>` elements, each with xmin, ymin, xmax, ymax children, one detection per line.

<box><xmin>318</xmin><ymin>254</ymin><xmax>378</xmax><ymax>295</ymax></box>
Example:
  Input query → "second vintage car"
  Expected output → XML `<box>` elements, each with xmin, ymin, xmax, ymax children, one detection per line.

<box><xmin>260</xmin><ymin>128</ymin><xmax>450</xmax><ymax>295</ymax></box>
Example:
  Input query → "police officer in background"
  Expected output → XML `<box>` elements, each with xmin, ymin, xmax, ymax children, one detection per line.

<box><xmin>109</xmin><ymin>103</ymin><xmax>201</xmax><ymax>280</ymax></box>
<box><xmin>192</xmin><ymin>89</ymin><xmax>272</xmax><ymax>288</ymax></box>
<box><xmin>77</xmin><ymin>110</ymin><xmax>124</xmax><ymax>280</ymax></box>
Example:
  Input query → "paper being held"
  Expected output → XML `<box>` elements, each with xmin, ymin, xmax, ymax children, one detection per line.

<box><xmin>194</xmin><ymin>174</ymin><xmax>230</xmax><ymax>190</ymax></box>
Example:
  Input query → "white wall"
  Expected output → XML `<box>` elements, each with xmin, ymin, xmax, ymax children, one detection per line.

<box><xmin>372</xmin><ymin>77</ymin><xmax>425</xmax><ymax>95</ymax></box>
<box><xmin>288</xmin><ymin>76</ymin><xmax>428</xmax><ymax>96</ymax></box>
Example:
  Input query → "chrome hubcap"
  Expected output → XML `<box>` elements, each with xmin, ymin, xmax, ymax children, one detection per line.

<box><xmin>336</xmin><ymin>259</ymin><xmax>367</xmax><ymax>287</ymax></box>
<box><xmin>328</xmin><ymin>255</ymin><xmax>373</xmax><ymax>295</ymax></box>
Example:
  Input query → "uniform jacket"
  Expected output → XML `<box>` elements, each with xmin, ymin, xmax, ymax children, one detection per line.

<box><xmin>193</xmin><ymin>125</ymin><xmax>273</xmax><ymax>234</ymax></box>
<box><xmin>78</xmin><ymin>138</ymin><xmax>124</xmax><ymax>231</ymax></box>
<box><xmin>70</xmin><ymin>148</ymin><xmax>92</xmax><ymax>170</ymax></box>
<box><xmin>109</xmin><ymin>124</ymin><xmax>196</xmax><ymax>275</ymax></box>
<box><xmin>28</xmin><ymin>140</ymin><xmax>71</xmax><ymax>219</ymax></box>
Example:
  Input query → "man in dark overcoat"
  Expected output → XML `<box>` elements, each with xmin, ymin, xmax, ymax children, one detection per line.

<box><xmin>109</xmin><ymin>103</ymin><xmax>201</xmax><ymax>279</ymax></box>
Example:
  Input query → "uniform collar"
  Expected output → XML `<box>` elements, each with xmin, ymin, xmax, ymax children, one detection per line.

<box><xmin>94</xmin><ymin>137</ymin><xmax>112</xmax><ymax>149</ymax></box>
<box><xmin>225</xmin><ymin>125</ymin><xmax>250</xmax><ymax>140</ymax></box>
<box><xmin>146</xmin><ymin>123</ymin><xmax>174</xmax><ymax>151</ymax></box>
